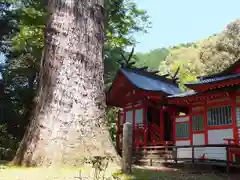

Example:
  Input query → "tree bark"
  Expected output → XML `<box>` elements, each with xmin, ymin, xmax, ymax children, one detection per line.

<box><xmin>13</xmin><ymin>0</ymin><xmax>118</xmax><ymax>166</ymax></box>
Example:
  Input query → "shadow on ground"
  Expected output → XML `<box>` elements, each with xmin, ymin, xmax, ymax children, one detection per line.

<box><xmin>127</xmin><ymin>164</ymin><xmax>239</xmax><ymax>180</ymax></box>
<box><xmin>0</xmin><ymin>160</ymin><xmax>10</xmax><ymax>166</ymax></box>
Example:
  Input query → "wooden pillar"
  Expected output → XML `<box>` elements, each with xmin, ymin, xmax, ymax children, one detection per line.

<box><xmin>189</xmin><ymin>106</ymin><xmax>193</xmax><ymax>145</ymax></box>
<box><xmin>231</xmin><ymin>94</ymin><xmax>238</xmax><ymax>143</ymax></box>
<box><xmin>116</xmin><ymin>111</ymin><xmax>120</xmax><ymax>153</ymax></box>
<box><xmin>203</xmin><ymin>104</ymin><xmax>208</xmax><ymax>145</ymax></box>
<box><xmin>172</xmin><ymin>111</ymin><xmax>176</xmax><ymax>144</ymax></box>
<box><xmin>132</xmin><ymin>109</ymin><xmax>136</xmax><ymax>150</ymax></box>
<box><xmin>160</xmin><ymin>107</ymin><xmax>164</xmax><ymax>141</ymax></box>
<box><xmin>122</xmin><ymin>122</ymin><xmax>133</xmax><ymax>174</ymax></box>
<box><xmin>143</xmin><ymin>106</ymin><xmax>147</xmax><ymax>147</ymax></box>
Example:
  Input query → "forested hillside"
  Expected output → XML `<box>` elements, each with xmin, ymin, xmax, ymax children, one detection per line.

<box><xmin>136</xmin><ymin>20</ymin><xmax>240</xmax><ymax>90</ymax></box>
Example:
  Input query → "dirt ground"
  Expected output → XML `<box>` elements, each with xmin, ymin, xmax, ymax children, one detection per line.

<box><xmin>128</xmin><ymin>165</ymin><xmax>240</xmax><ymax>180</ymax></box>
<box><xmin>0</xmin><ymin>162</ymin><xmax>239</xmax><ymax>180</ymax></box>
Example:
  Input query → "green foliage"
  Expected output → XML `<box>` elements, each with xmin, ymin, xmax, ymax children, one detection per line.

<box><xmin>135</xmin><ymin>48</ymin><xmax>169</xmax><ymax>70</ymax></box>
<box><xmin>200</xmin><ymin>20</ymin><xmax>240</xmax><ymax>74</ymax></box>
<box><xmin>0</xmin><ymin>124</ymin><xmax>18</xmax><ymax>160</ymax></box>
<box><xmin>0</xmin><ymin>0</ymin><xmax>150</xmax><ymax>144</ymax></box>
<box><xmin>158</xmin><ymin>44</ymin><xmax>204</xmax><ymax>90</ymax></box>
<box><xmin>106</xmin><ymin>107</ymin><xmax>119</xmax><ymax>143</ymax></box>
<box><xmin>105</xmin><ymin>0</ymin><xmax>150</xmax><ymax>47</ymax></box>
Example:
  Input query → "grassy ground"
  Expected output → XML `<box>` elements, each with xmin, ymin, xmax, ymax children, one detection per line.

<box><xmin>0</xmin><ymin>162</ymin><xmax>235</xmax><ymax>180</ymax></box>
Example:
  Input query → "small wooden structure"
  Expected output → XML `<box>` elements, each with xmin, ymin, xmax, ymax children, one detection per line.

<box><xmin>106</xmin><ymin>66</ymin><xmax>187</xmax><ymax>154</ymax></box>
<box><xmin>168</xmin><ymin>60</ymin><xmax>240</xmax><ymax>163</ymax></box>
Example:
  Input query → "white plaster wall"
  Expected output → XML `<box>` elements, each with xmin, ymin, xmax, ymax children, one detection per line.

<box><xmin>205</xmin><ymin>129</ymin><xmax>233</xmax><ymax>160</ymax></box>
<box><xmin>135</xmin><ymin>109</ymin><xmax>143</xmax><ymax>124</ymax></box>
<box><xmin>175</xmin><ymin>140</ymin><xmax>191</xmax><ymax>159</ymax></box>
<box><xmin>193</xmin><ymin>133</ymin><xmax>205</xmax><ymax>158</ymax></box>
<box><xmin>176</xmin><ymin>116</ymin><xmax>189</xmax><ymax>123</ymax></box>
<box><xmin>208</xmin><ymin>129</ymin><xmax>233</xmax><ymax>144</ymax></box>
<box><xmin>126</xmin><ymin>110</ymin><xmax>133</xmax><ymax>124</ymax></box>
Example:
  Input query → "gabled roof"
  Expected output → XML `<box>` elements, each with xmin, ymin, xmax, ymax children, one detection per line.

<box><xmin>185</xmin><ymin>73</ymin><xmax>240</xmax><ymax>86</ymax></box>
<box><xmin>106</xmin><ymin>67</ymin><xmax>182</xmax><ymax>107</ymax></box>
<box><xmin>184</xmin><ymin>59</ymin><xmax>240</xmax><ymax>91</ymax></box>
<box><xmin>168</xmin><ymin>91</ymin><xmax>197</xmax><ymax>98</ymax></box>
<box><xmin>120</xmin><ymin>67</ymin><xmax>182</xmax><ymax>95</ymax></box>
<box><xmin>167</xmin><ymin>89</ymin><xmax>230</xmax><ymax>105</ymax></box>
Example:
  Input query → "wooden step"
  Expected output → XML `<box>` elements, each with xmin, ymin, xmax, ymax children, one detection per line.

<box><xmin>134</xmin><ymin>158</ymin><xmax>175</xmax><ymax>166</ymax></box>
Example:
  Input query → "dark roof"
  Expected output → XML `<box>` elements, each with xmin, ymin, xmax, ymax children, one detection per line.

<box><xmin>168</xmin><ymin>91</ymin><xmax>197</xmax><ymax>98</ymax></box>
<box><xmin>120</xmin><ymin>68</ymin><xmax>182</xmax><ymax>95</ymax></box>
<box><xmin>185</xmin><ymin>73</ymin><xmax>240</xmax><ymax>86</ymax></box>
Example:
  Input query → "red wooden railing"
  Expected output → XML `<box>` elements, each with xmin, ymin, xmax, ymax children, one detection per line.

<box><xmin>134</xmin><ymin>123</ymin><xmax>146</xmax><ymax>148</ymax></box>
<box><xmin>224</xmin><ymin>138</ymin><xmax>240</xmax><ymax>162</ymax></box>
<box><xmin>116</xmin><ymin>122</ymin><xmax>174</xmax><ymax>152</ymax></box>
<box><xmin>133</xmin><ymin>122</ymin><xmax>174</xmax><ymax>148</ymax></box>
<box><xmin>149</xmin><ymin>123</ymin><xmax>161</xmax><ymax>145</ymax></box>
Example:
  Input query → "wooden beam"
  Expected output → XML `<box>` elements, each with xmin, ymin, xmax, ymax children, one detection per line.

<box><xmin>190</xmin><ymin>79</ymin><xmax>240</xmax><ymax>92</ymax></box>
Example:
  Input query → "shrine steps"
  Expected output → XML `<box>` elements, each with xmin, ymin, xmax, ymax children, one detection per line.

<box><xmin>132</xmin><ymin>146</ymin><xmax>174</xmax><ymax>166</ymax></box>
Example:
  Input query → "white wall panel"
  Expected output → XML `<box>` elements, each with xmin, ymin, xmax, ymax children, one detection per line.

<box><xmin>206</xmin><ymin>129</ymin><xmax>233</xmax><ymax>160</ymax></box>
<box><xmin>135</xmin><ymin>109</ymin><xmax>143</xmax><ymax>124</ymax></box>
<box><xmin>176</xmin><ymin>116</ymin><xmax>189</xmax><ymax>123</ymax></box>
<box><xmin>175</xmin><ymin>140</ymin><xmax>191</xmax><ymax>159</ymax></box>
<box><xmin>208</xmin><ymin>129</ymin><xmax>233</xmax><ymax>144</ymax></box>
<box><xmin>193</xmin><ymin>133</ymin><xmax>205</xmax><ymax>158</ymax></box>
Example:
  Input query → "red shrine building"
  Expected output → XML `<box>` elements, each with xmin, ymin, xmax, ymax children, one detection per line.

<box><xmin>106</xmin><ymin>60</ymin><xmax>240</xmax><ymax>162</ymax></box>
<box><xmin>168</xmin><ymin>60</ymin><xmax>240</xmax><ymax>162</ymax></box>
<box><xmin>106</xmin><ymin>67</ymin><xmax>187</xmax><ymax>154</ymax></box>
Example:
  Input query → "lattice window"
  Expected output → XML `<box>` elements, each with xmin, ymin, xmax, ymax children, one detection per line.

<box><xmin>192</xmin><ymin>114</ymin><xmax>204</xmax><ymax>131</ymax></box>
<box><xmin>207</xmin><ymin>105</ymin><xmax>232</xmax><ymax>126</ymax></box>
<box><xmin>176</xmin><ymin>122</ymin><xmax>190</xmax><ymax>138</ymax></box>
<box><xmin>236</xmin><ymin>107</ymin><xmax>240</xmax><ymax>127</ymax></box>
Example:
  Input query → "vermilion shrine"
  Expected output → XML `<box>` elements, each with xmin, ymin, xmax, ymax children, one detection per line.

<box><xmin>106</xmin><ymin>53</ymin><xmax>240</xmax><ymax>163</ymax></box>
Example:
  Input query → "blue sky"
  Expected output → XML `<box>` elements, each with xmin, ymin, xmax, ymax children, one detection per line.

<box><xmin>134</xmin><ymin>0</ymin><xmax>240</xmax><ymax>53</ymax></box>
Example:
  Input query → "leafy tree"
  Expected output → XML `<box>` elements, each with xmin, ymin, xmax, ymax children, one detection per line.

<box><xmin>135</xmin><ymin>48</ymin><xmax>169</xmax><ymax>70</ymax></box>
<box><xmin>0</xmin><ymin>0</ymin><xmax>149</xmax><ymax>147</ymax></box>
<box><xmin>159</xmin><ymin>44</ymin><xmax>204</xmax><ymax>90</ymax></box>
<box><xmin>13</xmin><ymin>0</ymin><xmax>120</xmax><ymax>166</ymax></box>
<box><xmin>200</xmin><ymin>20</ymin><xmax>240</xmax><ymax>74</ymax></box>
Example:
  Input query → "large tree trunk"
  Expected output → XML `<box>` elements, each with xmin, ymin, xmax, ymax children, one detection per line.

<box><xmin>13</xmin><ymin>0</ymin><xmax>118</xmax><ymax>166</ymax></box>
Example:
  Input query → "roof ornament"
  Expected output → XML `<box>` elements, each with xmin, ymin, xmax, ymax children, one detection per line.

<box><xmin>118</xmin><ymin>47</ymin><xmax>180</xmax><ymax>80</ymax></box>
<box><xmin>169</xmin><ymin>66</ymin><xmax>180</xmax><ymax>84</ymax></box>
<box><xmin>119</xmin><ymin>47</ymin><xmax>136</xmax><ymax>68</ymax></box>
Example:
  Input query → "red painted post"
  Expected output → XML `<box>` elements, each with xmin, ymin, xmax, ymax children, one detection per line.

<box><xmin>116</xmin><ymin>110</ymin><xmax>120</xmax><ymax>153</ymax></box>
<box><xmin>203</xmin><ymin>105</ymin><xmax>208</xmax><ymax>145</ymax></box>
<box><xmin>160</xmin><ymin>107</ymin><xmax>164</xmax><ymax>141</ymax></box>
<box><xmin>132</xmin><ymin>108</ymin><xmax>136</xmax><ymax>151</ymax></box>
<box><xmin>172</xmin><ymin>111</ymin><xmax>176</xmax><ymax>144</ymax></box>
<box><xmin>231</xmin><ymin>94</ymin><xmax>238</xmax><ymax>143</ymax></box>
<box><xmin>143</xmin><ymin>106</ymin><xmax>147</xmax><ymax>147</ymax></box>
<box><xmin>189</xmin><ymin>106</ymin><xmax>193</xmax><ymax>145</ymax></box>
